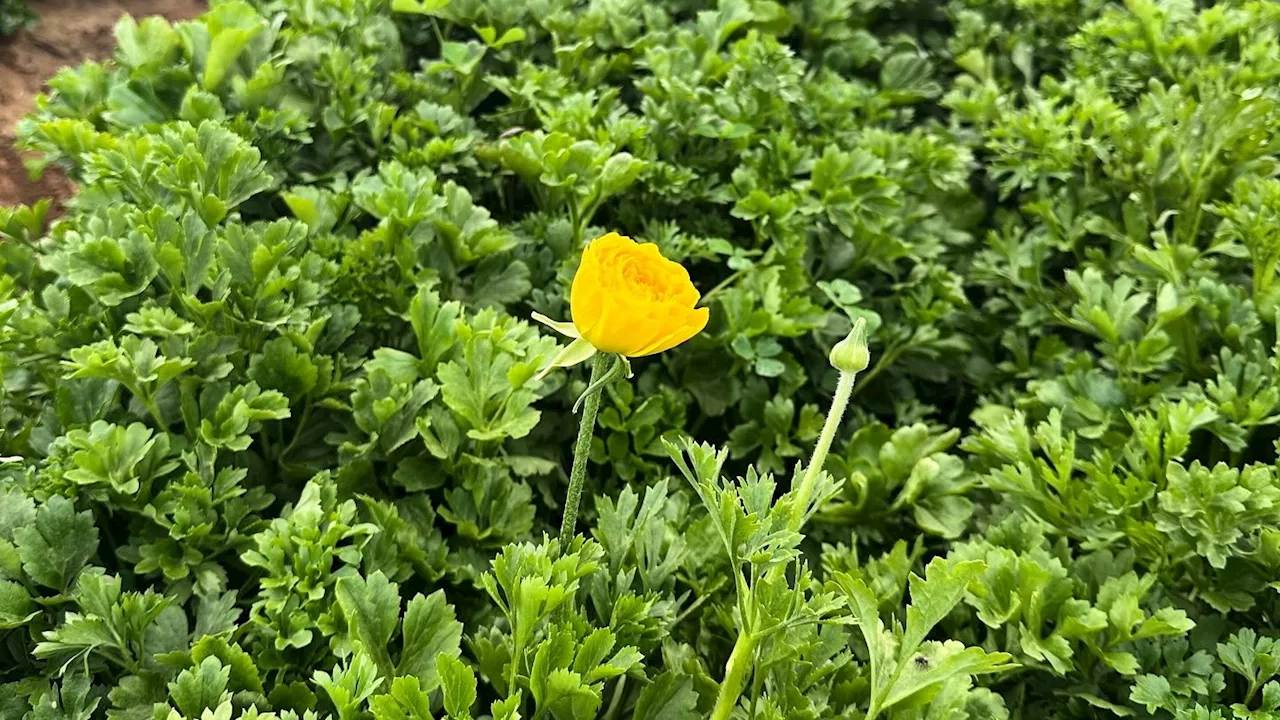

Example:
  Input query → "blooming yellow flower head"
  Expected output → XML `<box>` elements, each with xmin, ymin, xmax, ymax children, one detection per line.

<box><xmin>534</xmin><ymin>233</ymin><xmax>709</xmax><ymax>377</ymax></box>
<box><xmin>570</xmin><ymin>233</ymin><xmax>709</xmax><ymax>356</ymax></box>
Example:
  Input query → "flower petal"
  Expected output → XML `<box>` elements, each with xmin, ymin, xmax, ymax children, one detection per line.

<box><xmin>568</xmin><ymin>231</ymin><xmax>710</xmax><ymax>357</ymax></box>
<box><xmin>571</xmin><ymin>242</ymin><xmax>607</xmax><ymax>337</ymax></box>
<box><xmin>632</xmin><ymin>306</ymin><xmax>710</xmax><ymax>357</ymax></box>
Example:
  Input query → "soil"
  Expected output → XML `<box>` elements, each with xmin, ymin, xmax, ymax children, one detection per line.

<box><xmin>0</xmin><ymin>0</ymin><xmax>206</xmax><ymax>210</ymax></box>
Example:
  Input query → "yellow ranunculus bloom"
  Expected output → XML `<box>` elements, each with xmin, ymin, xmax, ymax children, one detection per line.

<box><xmin>571</xmin><ymin>233</ymin><xmax>709</xmax><ymax>356</ymax></box>
<box><xmin>534</xmin><ymin>233</ymin><xmax>709</xmax><ymax>375</ymax></box>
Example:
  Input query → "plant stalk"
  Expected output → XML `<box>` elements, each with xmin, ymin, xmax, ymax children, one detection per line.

<box><xmin>558</xmin><ymin>351</ymin><xmax>612</xmax><ymax>552</ymax></box>
<box><xmin>710</xmin><ymin>632</ymin><xmax>756</xmax><ymax>720</ymax></box>
<box><xmin>604</xmin><ymin>675</ymin><xmax>627</xmax><ymax>720</ymax></box>
<box><xmin>790</xmin><ymin>370</ymin><xmax>856</xmax><ymax>531</ymax></box>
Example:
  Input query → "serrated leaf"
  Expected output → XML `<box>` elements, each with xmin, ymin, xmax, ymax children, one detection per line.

<box><xmin>633</xmin><ymin>671</ymin><xmax>698</xmax><ymax>720</ymax></box>
<box><xmin>14</xmin><ymin>496</ymin><xmax>99</xmax><ymax>593</ymax></box>
<box><xmin>398</xmin><ymin>590</ymin><xmax>463</xmax><ymax>692</ymax></box>
<box><xmin>370</xmin><ymin>676</ymin><xmax>435</xmax><ymax>720</ymax></box>
<box><xmin>884</xmin><ymin>641</ymin><xmax>1016</xmax><ymax>706</ymax></box>
<box><xmin>902</xmin><ymin>559</ymin><xmax>986</xmax><ymax>656</ymax></box>
<box><xmin>438</xmin><ymin>654</ymin><xmax>477</xmax><ymax>718</ymax></box>
<box><xmin>0</xmin><ymin>580</ymin><xmax>37</xmax><ymax>629</ymax></box>
<box><xmin>191</xmin><ymin>636</ymin><xmax>262</xmax><ymax>693</ymax></box>
<box><xmin>169</xmin><ymin>656</ymin><xmax>231</xmax><ymax>718</ymax></box>
<box><xmin>336</xmin><ymin>571</ymin><xmax>402</xmax><ymax>678</ymax></box>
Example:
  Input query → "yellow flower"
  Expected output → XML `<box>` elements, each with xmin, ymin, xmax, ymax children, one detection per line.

<box><xmin>535</xmin><ymin>233</ymin><xmax>709</xmax><ymax>376</ymax></box>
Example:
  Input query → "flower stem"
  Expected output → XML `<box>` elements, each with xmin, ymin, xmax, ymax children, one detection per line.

<box><xmin>710</xmin><ymin>632</ymin><xmax>756</xmax><ymax>720</ymax></box>
<box><xmin>558</xmin><ymin>351</ymin><xmax>612</xmax><ymax>552</ymax></box>
<box><xmin>604</xmin><ymin>675</ymin><xmax>627</xmax><ymax>720</ymax></box>
<box><xmin>139</xmin><ymin>390</ymin><xmax>167</xmax><ymax>431</ymax></box>
<box><xmin>790</xmin><ymin>370</ymin><xmax>856</xmax><ymax>531</ymax></box>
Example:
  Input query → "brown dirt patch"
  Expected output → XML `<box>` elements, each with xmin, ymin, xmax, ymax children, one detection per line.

<box><xmin>0</xmin><ymin>0</ymin><xmax>206</xmax><ymax>209</ymax></box>
<box><xmin>0</xmin><ymin>140</ymin><xmax>73</xmax><ymax>208</ymax></box>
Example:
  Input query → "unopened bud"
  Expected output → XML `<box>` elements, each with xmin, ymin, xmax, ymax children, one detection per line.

<box><xmin>829</xmin><ymin>317</ymin><xmax>870</xmax><ymax>374</ymax></box>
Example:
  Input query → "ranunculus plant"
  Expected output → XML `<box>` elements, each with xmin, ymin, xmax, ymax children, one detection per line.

<box><xmin>535</xmin><ymin>232</ymin><xmax>710</xmax><ymax>548</ymax></box>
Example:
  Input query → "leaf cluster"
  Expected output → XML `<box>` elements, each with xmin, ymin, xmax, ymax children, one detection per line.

<box><xmin>4</xmin><ymin>0</ymin><xmax>1280</xmax><ymax>718</ymax></box>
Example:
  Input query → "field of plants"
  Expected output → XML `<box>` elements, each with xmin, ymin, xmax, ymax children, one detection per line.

<box><xmin>3</xmin><ymin>0</ymin><xmax>1280</xmax><ymax>718</ymax></box>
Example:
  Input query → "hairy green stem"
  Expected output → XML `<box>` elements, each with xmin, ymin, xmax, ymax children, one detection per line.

<box><xmin>558</xmin><ymin>352</ymin><xmax>612</xmax><ymax>552</ymax></box>
<box><xmin>710</xmin><ymin>632</ymin><xmax>756</xmax><ymax>720</ymax></box>
<box><xmin>790</xmin><ymin>370</ymin><xmax>856</xmax><ymax>531</ymax></box>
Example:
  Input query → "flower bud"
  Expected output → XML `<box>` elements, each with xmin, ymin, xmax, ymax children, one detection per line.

<box><xmin>829</xmin><ymin>317</ymin><xmax>870</xmax><ymax>374</ymax></box>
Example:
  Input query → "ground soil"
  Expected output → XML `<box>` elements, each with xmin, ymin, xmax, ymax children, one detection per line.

<box><xmin>0</xmin><ymin>0</ymin><xmax>205</xmax><ymax>210</ymax></box>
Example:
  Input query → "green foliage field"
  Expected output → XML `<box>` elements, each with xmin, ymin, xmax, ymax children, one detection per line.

<box><xmin>3</xmin><ymin>0</ymin><xmax>1280</xmax><ymax>718</ymax></box>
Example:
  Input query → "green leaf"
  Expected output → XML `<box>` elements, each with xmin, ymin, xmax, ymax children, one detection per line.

<box><xmin>490</xmin><ymin>695</ymin><xmax>522</xmax><ymax>720</ymax></box>
<box><xmin>392</xmin><ymin>0</ymin><xmax>450</xmax><ymax>15</ymax></box>
<box><xmin>315</xmin><ymin>651</ymin><xmax>384</xmax><ymax>716</ymax></box>
<box><xmin>115</xmin><ymin>15</ymin><xmax>181</xmax><ymax>70</ymax></box>
<box><xmin>409</xmin><ymin>287</ymin><xmax>462</xmax><ymax>369</ymax></box>
<box><xmin>201</xmin><ymin>3</ymin><xmax>264</xmax><ymax>91</ymax></box>
<box><xmin>370</xmin><ymin>676</ymin><xmax>436</xmax><ymax>720</ymax></box>
<box><xmin>336</xmin><ymin>571</ymin><xmax>402</xmax><ymax>678</ymax></box>
<box><xmin>249</xmin><ymin>337</ymin><xmax>320</xmax><ymax>401</ymax></box>
<box><xmin>1220</xmin><ymin>629</ymin><xmax>1280</xmax><ymax>692</ymax></box>
<box><xmin>0</xmin><ymin>580</ymin><xmax>38</xmax><ymax>629</ymax></box>
<box><xmin>633</xmin><ymin>671</ymin><xmax>699</xmax><ymax>720</ymax></box>
<box><xmin>0</xmin><ymin>485</ymin><xmax>36</xmax><ymax>542</ymax></box>
<box><xmin>398</xmin><ymin>590</ymin><xmax>463</xmax><ymax>692</ymax></box>
<box><xmin>902</xmin><ymin>558</ymin><xmax>986</xmax><ymax>656</ymax></box>
<box><xmin>13</xmin><ymin>496</ymin><xmax>99</xmax><ymax>593</ymax></box>
<box><xmin>29</xmin><ymin>672</ymin><xmax>98</xmax><ymax>720</ymax></box>
<box><xmin>491</xmin><ymin>27</ymin><xmax>526</xmax><ymax>49</ymax></box>
<box><xmin>879</xmin><ymin>53</ymin><xmax>942</xmax><ymax>102</ymax></box>
<box><xmin>834</xmin><ymin>572</ymin><xmax>896</xmax><ymax>700</ymax></box>
<box><xmin>191</xmin><ymin>635</ymin><xmax>263</xmax><ymax>693</ymax></box>
<box><xmin>169</xmin><ymin>656</ymin><xmax>231</xmax><ymax>718</ymax></box>
<box><xmin>597</xmin><ymin>153</ymin><xmax>646</xmax><ymax>198</ymax></box>
<box><xmin>468</xmin><ymin>258</ymin><xmax>531</xmax><ymax>309</ymax></box>
<box><xmin>198</xmin><ymin>382</ymin><xmax>291</xmax><ymax>451</ymax></box>
<box><xmin>438</xmin><ymin>654</ymin><xmax>477</xmax><ymax>719</ymax></box>
<box><xmin>1129</xmin><ymin>674</ymin><xmax>1174</xmax><ymax>713</ymax></box>
<box><xmin>879</xmin><ymin>641</ymin><xmax>1016</xmax><ymax>710</ymax></box>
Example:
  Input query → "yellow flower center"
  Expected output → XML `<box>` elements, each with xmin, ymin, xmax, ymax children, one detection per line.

<box><xmin>620</xmin><ymin>260</ymin><xmax>672</xmax><ymax>301</ymax></box>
